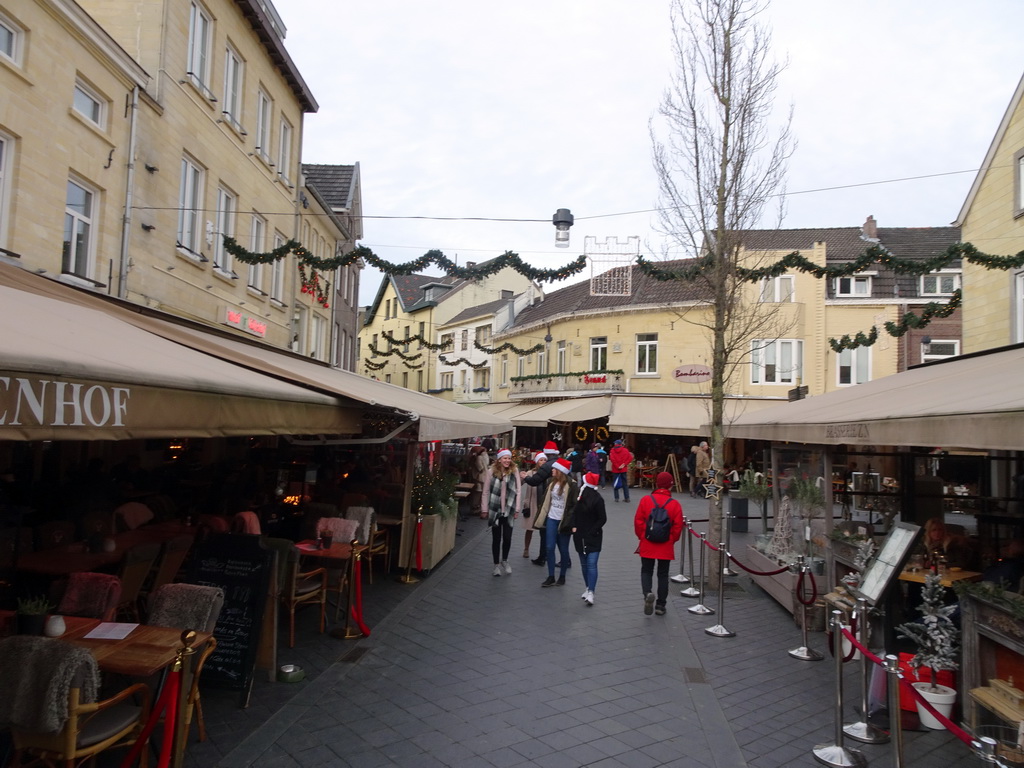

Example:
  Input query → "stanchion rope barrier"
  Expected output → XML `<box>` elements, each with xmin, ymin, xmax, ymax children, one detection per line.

<box><xmin>119</xmin><ymin>642</ymin><xmax>182</xmax><ymax>768</ymax></box>
<box><xmin>349</xmin><ymin>544</ymin><xmax>371</xmax><ymax>637</ymax></box>
<box><xmin>839</xmin><ymin>626</ymin><xmax>974</xmax><ymax>746</ymax></box>
<box><xmin>794</xmin><ymin>568</ymin><xmax>818</xmax><ymax>606</ymax></box>
<box><xmin>724</xmin><ymin>550</ymin><xmax>790</xmax><ymax>577</ymax></box>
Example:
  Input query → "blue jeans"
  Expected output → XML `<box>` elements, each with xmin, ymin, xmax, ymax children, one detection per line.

<box><xmin>579</xmin><ymin>550</ymin><xmax>600</xmax><ymax>592</ymax></box>
<box><xmin>545</xmin><ymin>517</ymin><xmax>570</xmax><ymax>579</ymax></box>
<box><xmin>613</xmin><ymin>473</ymin><xmax>630</xmax><ymax>502</ymax></box>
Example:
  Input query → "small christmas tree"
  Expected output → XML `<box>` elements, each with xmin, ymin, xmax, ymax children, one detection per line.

<box><xmin>896</xmin><ymin>572</ymin><xmax>959</xmax><ymax>691</ymax></box>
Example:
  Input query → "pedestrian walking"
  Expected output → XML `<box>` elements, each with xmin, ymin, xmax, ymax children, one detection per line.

<box><xmin>609</xmin><ymin>439</ymin><xmax>634</xmax><ymax>503</ymax></box>
<box><xmin>687</xmin><ymin>445</ymin><xmax>699</xmax><ymax>497</ymax></box>
<box><xmin>520</xmin><ymin>451</ymin><xmax>547</xmax><ymax>558</ymax></box>
<box><xmin>480</xmin><ymin>448</ymin><xmax>521</xmax><ymax>576</ymax></box>
<box><xmin>596</xmin><ymin>444</ymin><xmax>608</xmax><ymax>487</ymax></box>
<box><xmin>470</xmin><ymin>442</ymin><xmax>491</xmax><ymax>514</ymax></box>
<box><xmin>522</xmin><ymin>441</ymin><xmax>561</xmax><ymax>565</ymax></box>
<box><xmin>634</xmin><ymin>472</ymin><xmax>684</xmax><ymax>616</ymax></box>
<box><xmin>572</xmin><ymin>472</ymin><xmax>606</xmax><ymax>606</ymax></box>
<box><xmin>695</xmin><ymin>442</ymin><xmax>711</xmax><ymax>496</ymax></box>
<box><xmin>584</xmin><ymin>443</ymin><xmax>601</xmax><ymax>478</ymax></box>
<box><xmin>568</xmin><ymin>444</ymin><xmax>585</xmax><ymax>485</ymax></box>
<box><xmin>532</xmin><ymin>458</ymin><xmax>576</xmax><ymax>587</ymax></box>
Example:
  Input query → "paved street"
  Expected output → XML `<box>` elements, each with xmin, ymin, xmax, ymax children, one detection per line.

<box><xmin>189</xmin><ymin>488</ymin><xmax>967</xmax><ymax>767</ymax></box>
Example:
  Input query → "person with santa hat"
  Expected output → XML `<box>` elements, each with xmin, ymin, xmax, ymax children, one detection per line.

<box><xmin>572</xmin><ymin>472</ymin><xmax>607</xmax><ymax>605</ymax></box>
<box><xmin>633</xmin><ymin>472</ymin><xmax>684</xmax><ymax>616</ymax></box>
<box><xmin>532</xmin><ymin>457</ymin><xmax>577</xmax><ymax>587</ymax></box>
<box><xmin>521</xmin><ymin>441</ymin><xmax>562</xmax><ymax>566</ymax></box>
<box><xmin>480</xmin><ymin>448</ymin><xmax>522</xmax><ymax>577</ymax></box>
<box><xmin>519</xmin><ymin>450</ymin><xmax>549</xmax><ymax>559</ymax></box>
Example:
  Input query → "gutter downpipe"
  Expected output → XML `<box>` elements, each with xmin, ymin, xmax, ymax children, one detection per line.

<box><xmin>117</xmin><ymin>86</ymin><xmax>140</xmax><ymax>299</ymax></box>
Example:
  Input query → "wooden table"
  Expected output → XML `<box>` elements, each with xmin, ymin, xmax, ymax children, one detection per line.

<box><xmin>15</xmin><ymin>524</ymin><xmax>196</xmax><ymax>577</ymax></box>
<box><xmin>898</xmin><ymin>568</ymin><xmax>982</xmax><ymax>587</ymax></box>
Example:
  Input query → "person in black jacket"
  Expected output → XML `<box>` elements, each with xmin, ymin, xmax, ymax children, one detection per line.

<box><xmin>572</xmin><ymin>472</ymin><xmax>606</xmax><ymax>605</ymax></box>
<box><xmin>521</xmin><ymin>441</ymin><xmax>560</xmax><ymax>565</ymax></box>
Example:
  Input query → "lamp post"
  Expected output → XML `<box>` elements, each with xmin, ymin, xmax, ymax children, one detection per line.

<box><xmin>552</xmin><ymin>208</ymin><xmax>574</xmax><ymax>248</ymax></box>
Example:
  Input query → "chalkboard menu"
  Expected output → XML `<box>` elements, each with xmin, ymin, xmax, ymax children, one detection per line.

<box><xmin>188</xmin><ymin>533</ymin><xmax>274</xmax><ymax>704</ymax></box>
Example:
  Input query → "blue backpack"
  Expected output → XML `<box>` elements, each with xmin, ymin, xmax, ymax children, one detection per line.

<box><xmin>644</xmin><ymin>496</ymin><xmax>672</xmax><ymax>543</ymax></box>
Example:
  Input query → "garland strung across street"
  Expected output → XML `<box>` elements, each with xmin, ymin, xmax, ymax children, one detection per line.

<box><xmin>402</xmin><ymin>360</ymin><xmax>425</xmax><ymax>370</ymax></box>
<box><xmin>474</xmin><ymin>339</ymin><xmax>545</xmax><ymax>355</ymax></box>
<box><xmin>381</xmin><ymin>330</ymin><xmax>451</xmax><ymax>351</ymax></box>
<box><xmin>365</xmin><ymin>343</ymin><xmax>423</xmax><ymax>362</ymax></box>
<box><xmin>438</xmin><ymin>355</ymin><xmax>489</xmax><ymax>369</ymax></box>
<box><xmin>364</xmin><ymin>359</ymin><xmax>387</xmax><ymax>371</ymax></box>
<box><xmin>828</xmin><ymin>291</ymin><xmax>962</xmax><ymax>352</ymax></box>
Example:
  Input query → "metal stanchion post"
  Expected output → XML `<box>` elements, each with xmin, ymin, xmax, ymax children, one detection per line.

<box><xmin>789</xmin><ymin>557</ymin><xmax>823</xmax><ymax>661</ymax></box>
<box><xmin>705</xmin><ymin>541</ymin><xmax>735</xmax><ymax>637</ymax></box>
<box><xmin>884</xmin><ymin>655</ymin><xmax>905</xmax><ymax>768</ymax></box>
<box><xmin>680</xmin><ymin>523</ymin><xmax>700</xmax><ymax>597</ymax></box>
<box><xmin>972</xmin><ymin>736</ymin><xmax>998</xmax><ymax>764</ymax></box>
<box><xmin>722</xmin><ymin>510</ymin><xmax>736</xmax><ymax>577</ymax></box>
<box><xmin>333</xmin><ymin>546</ymin><xmax>362</xmax><ymax>639</ymax></box>
<box><xmin>844</xmin><ymin>598</ymin><xmax>888</xmax><ymax>743</ymax></box>
<box><xmin>812</xmin><ymin>611</ymin><xmax>867</xmax><ymax>768</ymax></box>
<box><xmin>671</xmin><ymin>516</ymin><xmax>690</xmax><ymax>584</ymax></box>
<box><xmin>397</xmin><ymin>513</ymin><xmax>422</xmax><ymax>584</ymax></box>
<box><xmin>687</xmin><ymin>533</ymin><xmax>714</xmax><ymax>615</ymax></box>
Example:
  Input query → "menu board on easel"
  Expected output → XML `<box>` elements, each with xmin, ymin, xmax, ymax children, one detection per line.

<box><xmin>188</xmin><ymin>533</ymin><xmax>274</xmax><ymax>706</ymax></box>
<box><xmin>664</xmin><ymin>454</ymin><xmax>683</xmax><ymax>493</ymax></box>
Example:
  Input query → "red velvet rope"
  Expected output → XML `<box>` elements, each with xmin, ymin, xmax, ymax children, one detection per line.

<box><xmin>349</xmin><ymin>554</ymin><xmax>372</xmax><ymax>637</ymax></box>
<box><xmin>838</xmin><ymin>627</ymin><xmax>973</xmax><ymax>746</ymax></box>
<box><xmin>119</xmin><ymin>659</ymin><xmax>181</xmax><ymax>768</ymax></box>
<box><xmin>795</xmin><ymin>569</ymin><xmax>818</xmax><ymax>606</ymax></box>
<box><xmin>703</xmin><ymin>539</ymin><xmax>720</xmax><ymax>552</ymax></box>
<box><xmin>725</xmin><ymin>550</ymin><xmax>790</xmax><ymax>576</ymax></box>
<box><xmin>415</xmin><ymin>517</ymin><xmax>423</xmax><ymax>571</ymax></box>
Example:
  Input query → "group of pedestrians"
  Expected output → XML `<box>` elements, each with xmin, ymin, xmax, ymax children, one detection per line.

<box><xmin>477</xmin><ymin>440</ymin><xmax>686</xmax><ymax>614</ymax></box>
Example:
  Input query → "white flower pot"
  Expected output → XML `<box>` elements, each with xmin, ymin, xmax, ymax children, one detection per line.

<box><xmin>912</xmin><ymin>682</ymin><xmax>956</xmax><ymax>730</ymax></box>
<box><xmin>44</xmin><ymin>614</ymin><xmax>66</xmax><ymax>637</ymax></box>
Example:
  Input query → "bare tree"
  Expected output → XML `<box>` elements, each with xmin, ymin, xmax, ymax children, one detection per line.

<box><xmin>649</xmin><ymin>0</ymin><xmax>795</xmax><ymax>580</ymax></box>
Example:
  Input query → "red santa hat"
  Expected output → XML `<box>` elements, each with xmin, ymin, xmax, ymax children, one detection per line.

<box><xmin>543</xmin><ymin>441</ymin><xmax>560</xmax><ymax>455</ymax></box>
<box><xmin>496</xmin><ymin>449</ymin><xmax>512</xmax><ymax>460</ymax></box>
<box><xmin>584</xmin><ymin>472</ymin><xmax>601</xmax><ymax>488</ymax></box>
<box><xmin>534</xmin><ymin>451</ymin><xmax>547</xmax><ymax>463</ymax></box>
<box><xmin>551</xmin><ymin>458</ymin><xmax>571</xmax><ymax>475</ymax></box>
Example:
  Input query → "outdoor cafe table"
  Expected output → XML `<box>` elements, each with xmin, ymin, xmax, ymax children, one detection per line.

<box><xmin>898</xmin><ymin>567</ymin><xmax>983</xmax><ymax>588</ymax></box>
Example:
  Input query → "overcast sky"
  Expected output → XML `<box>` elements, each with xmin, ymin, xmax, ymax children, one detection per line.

<box><xmin>272</xmin><ymin>0</ymin><xmax>1024</xmax><ymax>306</ymax></box>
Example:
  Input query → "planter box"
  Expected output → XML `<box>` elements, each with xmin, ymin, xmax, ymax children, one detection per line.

<box><xmin>744</xmin><ymin>545</ymin><xmax>797</xmax><ymax>613</ymax></box>
<box><xmin>399</xmin><ymin>512</ymin><xmax>457</xmax><ymax>573</ymax></box>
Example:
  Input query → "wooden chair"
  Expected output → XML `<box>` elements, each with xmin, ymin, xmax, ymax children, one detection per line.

<box><xmin>57</xmin><ymin>572</ymin><xmax>122</xmax><ymax>621</ymax></box>
<box><xmin>264</xmin><ymin>538</ymin><xmax>328</xmax><ymax>648</ymax></box>
<box><xmin>117</xmin><ymin>541</ymin><xmax>162</xmax><ymax>621</ymax></box>
<box><xmin>143</xmin><ymin>533</ymin><xmax>195</xmax><ymax>602</ymax></box>
<box><xmin>315</xmin><ymin>517</ymin><xmax>358</xmax><ymax>620</ymax></box>
<box><xmin>0</xmin><ymin>636</ymin><xmax>149</xmax><ymax>768</ymax></box>
<box><xmin>345</xmin><ymin>506</ymin><xmax>391</xmax><ymax>583</ymax></box>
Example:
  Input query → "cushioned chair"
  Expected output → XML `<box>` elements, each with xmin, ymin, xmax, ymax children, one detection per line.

<box><xmin>300</xmin><ymin>502</ymin><xmax>339</xmax><ymax>541</ymax></box>
<box><xmin>314</xmin><ymin>518</ymin><xmax>358</xmax><ymax>620</ymax></box>
<box><xmin>117</xmin><ymin>541</ymin><xmax>162</xmax><ymax>621</ymax></box>
<box><xmin>345</xmin><ymin>506</ymin><xmax>391</xmax><ymax>584</ymax></box>
<box><xmin>57</xmin><ymin>572</ymin><xmax>122</xmax><ymax>621</ymax></box>
<box><xmin>263</xmin><ymin>537</ymin><xmax>327</xmax><ymax>648</ymax></box>
<box><xmin>147</xmin><ymin>583</ymin><xmax>224</xmax><ymax>742</ymax></box>
<box><xmin>143</xmin><ymin>533</ymin><xmax>195</xmax><ymax>602</ymax></box>
<box><xmin>0</xmin><ymin>636</ymin><xmax>149</xmax><ymax>768</ymax></box>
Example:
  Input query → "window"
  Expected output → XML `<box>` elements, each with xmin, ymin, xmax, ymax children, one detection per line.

<box><xmin>500</xmin><ymin>355</ymin><xmax>508</xmax><ymax>386</ymax></box>
<box><xmin>384</xmin><ymin>299</ymin><xmax>390</xmax><ymax>319</ymax></box>
<box><xmin>416</xmin><ymin>371</ymin><xmax>423</xmax><ymax>391</ymax></box>
<box><xmin>921</xmin><ymin>340</ymin><xmax>960</xmax><ymax>363</ymax></box>
<box><xmin>177</xmin><ymin>156</ymin><xmax>204</xmax><ymax>255</ymax></box>
<box><xmin>0</xmin><ymin>132</ymin><xmax>10</xmax><ymax>245</ymax></box>
<box><xmin>310</xmin><ymin>314</ymin><xmax>326</xmax><ymax>360</ymax></box>
<box><xmin>403</xmin><ymin>325</ymin><xmax>410</xmax><ymax>352</ymax></box>
<box><xmin>186</xmin><ymin>2</ymin><xmax>212</xmax><ymax>91</ymax></box>
<box><xmin>440</xmin><ymin>333</ymin><xmax>454</xmax><ymax>352</ymax></box>
<box><xmin>536</xmin><ymin>347</ymin><xmax>546</xmax><ymax>375</ymax></box>
<box><xmin>1017</xmin><ymin>273</ymin><xmax>1024</xmax><ymax>344</ymax></box>
<box><xmin>440</xmin><ymin>372</ymin><xmax>453</xmax><ymax>389</ymax></box>
<box><xmin>517</xmin><ymin>356</ymin><xmax>526</xmax><ymax>378</ymax></box>
<box><xmin>460</xmin><ymin>330</ymin><xmax>469</xmax><ymax>351</ymax></box>
<box><xmin>636</xmin><ymin>333</ymin><xmax>658</xmax><ymax>374</ymax></box>
<box><xmin>270</xmin><ymin>231</ymin><xmax>285</xmax><ymax>300</ymax></box>
<box><xmin>418</xmin><ymin>322</ymin><xmax>425</xmax><ymax>347</ymax></box>
<box><xmin>1017</xmin><ymin>150</ymin><xmax>1024</xmax><ymax>214</ymax></box>
<box><xmin>385</xmin><ymin>374</ymin><xmax>392</xmax><ymax>384</ymax></box>
<box><xmin>475</xmin><ymin>324</ymin><xmax>491</xmax><ymax>347</ymax></box>
<box><xmin>834</xmin><ymin>275</ymin><xmax>872</xmax><ymax>297</ymax></box>
<box><xmin>62</xmin><ymin>178</ymin><xmax>95</xmax><ymax>278</ymax></box>
<box><xmin>247</xmin><ymin>215</ymin><xmax>265</xmax><ymax>290</ymax></box>
<box><xmin>473</xmin><ymin>368</ymin><xmax>490</xmax><ymax>390</ymax></box>
<box><xmin>837</xmin><ymin>347</ymin><xmax>870</xmax><ymax>386</ymax></box>
<box><xmin>213</xmin><ymin>187</ymin><xmax>236</xmax><ymax>273</ymax></box>
<box><xmin>590</xmin><ymin>337</ymin><xmax>607</xmax><ymax>370</ymax></box>
<box><xmin>222</xmin><ymin>46</ymin><xmax>244</xmax><ymax>131</ymax></box>
<box><xmin>759</xmin><ymin>275</ymin><xmax>794</xmax><ymax>303</ymax></box>
<box><xmin>751</xmin><ymin>339</ymin><xmax>803</xmax><ymax>384</ymax></box>
<box><xmin>0</xmin><ymin>12</ymin><xmax>23</xmax><ymax>66</ymax></box>
<box><xmin>402</xmin><ymin>372</ymin><xmax>408</xmax><ymax>389</ymax></box>
<box><xmin>277</xmin><ymin>118</ymin><xmax>293</xmax><ymax>185</ymax></box>
<box><xmin>557</xmin><ymin>340</ymin><xmax>566</xmax><ymax>373</ymax></box>
<box><xmin>255</xmin><ymin>89</ymin><xmax>272</xmax><ymax>162</ymax></box>
<box><xmin>920</xmin><ymin>272</ymin><xmax>961</xmax><ymax>296</ymax></box>
<box><xmin>72</xmin><ymin>81</ymin><xmax>105</xmax><ymax>128</ymax></box>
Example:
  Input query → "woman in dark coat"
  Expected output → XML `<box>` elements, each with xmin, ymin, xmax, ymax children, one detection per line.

<box><xmin>572</xmin><ymin>472</ymin><xmax>607</xmax><ymax>606</ymax></box>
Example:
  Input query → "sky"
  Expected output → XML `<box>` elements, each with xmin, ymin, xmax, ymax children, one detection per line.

<box><xmin>270</xmin><ymin>0</ymin><xmax>1024</xmax><ymax>307</ymax></box>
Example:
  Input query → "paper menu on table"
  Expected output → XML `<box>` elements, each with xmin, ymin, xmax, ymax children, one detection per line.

<box><xmin>83</xmin><ymin>622</ymin><xmax>139</xmax><ymax>640</ymax></box>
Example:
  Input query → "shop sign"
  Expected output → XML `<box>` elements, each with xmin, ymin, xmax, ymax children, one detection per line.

<box><xmin>672</xmin><ymin>364</ymin><xmax>712</xmax><ymax>383</ymax></box>
<box><xmin>582</xmin><ymin>374</ymin><xmax>607</xmax><ymax>384</ymax></box>
<box><xmin>0</xmin><ymin>376</ymin><xmax>130</xmax><ymax>427</ymax></box>
<box><xmin>826</xmin><ymin>423</ymin><xmax>870</xmax><ymax>439</ymax></box>
<box><xmin>223</xmin><ymin>307</ymin><xmax>268</xmax><ymax>338</ymax></box>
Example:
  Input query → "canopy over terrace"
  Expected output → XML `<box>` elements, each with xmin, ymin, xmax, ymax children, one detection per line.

<box><xmin>727</xmin><ymin>344</ymin><xmax>1024</xmax><ymax>451</ymax></box>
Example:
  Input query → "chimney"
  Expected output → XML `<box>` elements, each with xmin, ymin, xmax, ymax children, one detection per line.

<box><xmin>466</xmin><ymin>261</ymin><xmax>476</xmax><ymax>269</ymax></box>
<box><xmin>500</xmin><ymin>290</ymin><xmax>513</xmax><ymax>299</ymax></box>
<box><xmin>862</xmin><ymin>215</ymin><xmax>878</xmax><ymax>241</ymax></box>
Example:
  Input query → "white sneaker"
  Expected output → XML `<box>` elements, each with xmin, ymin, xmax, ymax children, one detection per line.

<box><xmin>493</xmin><ymin>565</ymin><xmax>502</xmax><ymax>577</ymax></box>
<box><xmin>581</xmin><ymin>589</ymin><xmax>589</xmax><ymax>600</ymax></box>
<box><xmin>501</xmin><ymin>560</ymin><xmax>512</xmax><ymax>575</ymax></box>
<box><xmin>584</xmin><ymin>591</ymin><xmax>595</xmax><ymax>606</ymax></box>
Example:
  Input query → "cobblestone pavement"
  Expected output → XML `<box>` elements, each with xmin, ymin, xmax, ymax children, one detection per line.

<box><xmin>186</xmin><ymin>489</ymin><xmax>967</xmax><ymax>767</ymax></box>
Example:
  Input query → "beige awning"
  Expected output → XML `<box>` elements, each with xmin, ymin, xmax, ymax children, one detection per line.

<box><xmin>608</xmin><ymin>395</ymin><xmax>783</xmax><ymax>437</ymax></box>
<box><xmin>510</xmin><ymin>396</ymin><xmax>612</xmax><ymax>428</ymax></box>
<box><xmin>0</xmin><ymin>280</ymin><xmax>355</xmax><ymax>440</ymax></box>
<box><xmin>727</xmin><ymin>345</ymin><xmax>1024</xmax><ymax>451</ymax></box>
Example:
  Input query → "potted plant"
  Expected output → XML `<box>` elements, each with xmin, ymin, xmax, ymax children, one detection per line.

<box><xmin>896</xmin><ymin>572</ymin><xmax>959</xmax><ymax>729</ymax></box>
<box><xmin>735</xmin><ymin>468</ymin><xmax>772</xmax><ymax>532</ymax></box>
<box><xmin>16</xmin><ymin>595</ymin><xmax>54</xmax><ymax>636</ymax></box>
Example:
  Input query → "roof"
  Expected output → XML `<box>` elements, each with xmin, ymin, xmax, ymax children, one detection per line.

<box><xmin>441</xmin><ymin>295</ymin><xmax>518</xmax><ymax>327</ymax></box>
<box><xmin>302</xmin><ymin>164</ymin><xmax>358</xmax><ymax>210</ymax></box>
<box><xmin>236</xmin><ymin>0</ymin><xmax>317</xmax><ymax>112</ymax></box>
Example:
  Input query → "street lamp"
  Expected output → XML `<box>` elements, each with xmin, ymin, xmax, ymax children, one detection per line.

<box><xmin>552</xmin><ymin>208</ymin><xmax>574</xmax><ymax>248</ymax></box>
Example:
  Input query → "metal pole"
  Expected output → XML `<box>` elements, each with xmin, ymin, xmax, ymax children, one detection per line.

<box><xmin>789</xmin><ymin>557</ymin><xmax>823</xmax><ymax>661</ymax></box>
<box><xmin>671</xmin><ymin>515</ymin><xmax>690</xmax><ymax>583</ymax></box>
<box><xmin>722</xmin><ymin>508</ymin><xmax>736</xmax><ymax>576</ymax></box>
<box><xmin>884</xmin><ymin>655</ymin><xmax>905</xmax><ymax>768</ymax></box>
<box><xmin>680</xmin><ymin>523</ymin><xmax>700</xmax><ymax>597</ymax></box>
<box><xmin>844</xmin><ymin>598</ymin><xmax>888</xmax><ymax>743</ymax></box>
<box><xmin>812</xmin><ymin>611</ymin><xmax>867</xmax><ymax>768</ymax></box>
<box><xmin>687</xmin><ymin>533</ymin><xmax>714</xmax><ymax>615</ymax></box>
<box><xmin>705</xmin><ymin>541</ymin><xmax>735</xmax><ymax>637</ymax></box>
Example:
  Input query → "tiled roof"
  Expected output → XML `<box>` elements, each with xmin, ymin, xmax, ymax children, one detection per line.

<box><xmin>302</xmin><ymin>164</ymin><xmax>356</xmax><ymax>209</ymax></box>
<box><xmin>391</xmin><ymin>273</ymin><xmax>460</xmax><ymax>311</ymax></box>
<box><xmin>443</xmin><ymin>295</ymin><xmax>518</xmax><ymax>326</ymax></box>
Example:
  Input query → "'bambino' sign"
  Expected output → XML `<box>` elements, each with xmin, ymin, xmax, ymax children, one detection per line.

<box><xmin>0</xmin><ymin>376</ymin><xmax>130</xmax><ymax>427</ymax></box>
<box><xmin>672</xmin><ymin>364</ymin><xmax>712</xmax><ymax>383</ymax></box>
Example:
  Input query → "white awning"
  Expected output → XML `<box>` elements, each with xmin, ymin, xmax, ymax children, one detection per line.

<box><xmin>608</xmin><ymin>395</ymin><xmax>783</xmax><ymax>437</ymax></box>
<box><xmin>508</xmin><ymin>396</ymin><xmax>613</xmax><ymax>428</ymax></box>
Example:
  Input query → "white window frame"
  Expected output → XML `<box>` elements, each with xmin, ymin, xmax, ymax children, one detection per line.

<box><xmin>500</xmin><ymin>355</ymin><xmax>508</xmax><ymax>387</ymax></box>
<box><xmin>837</xmin><ymin>346</ymin><xmax>870</xmax><ymax>386</ymax></box>
<box><xmin>460</xmin><ymin>329</ymin><xmax>469</xmax><ymax>351</ymax></box>
<box><xmin>921</xmin><ymin>340</ymin><xmax>960</xmax><ymax>363</ymax></box>
<box><xmin>1016</xmin><ymin>273</ymin><xmax>1024</xmax><ymax>345</ymax></box>
<box><xmin>556</xmin><ymin>341</ymin><xmax>566</xmax><ymax>373</ymax></box>
<box><xmin>310</xmin><ymin>314</ymin><xmax>326</xmax><ymax>361</ymax></box>
<box><xmin>473</xmin><ymin>368</ymin><xmax>490</xmax><ymax>390</ymax></box>
<box><xmin>222</xmin><ymin>45</ymin><xmax>244</xmax><ymax>132</ymax></box>
<box><xmin>277</xmin><ymin>117</ymin><xmax>293</xmax><ymax>186</ymax></box>
<box><xmin>759</xmin><ymin>275</ymin><xmax>794</xmax><ymax>303</ymax></box>
<box><xmin>590</xmin><ymin>336</ymin><xmax>608</xmax><ymax>370</ymax></box>
<box><xmin>213</xmin><ymin>187</ymin><xmax>236</xmax><ymax>274</ymax></box>
<box><xmin>751</xmin><ymin>339</ymin><xmax>803</xmax><ymax>385</ymax></box>
<box><xmin>186</xmin><ymin>2</ymin><xmax>213</xmax><ymax>92</ymax></box>
<box><xmin>72</xmin><ymin>80</ymin><xmax>105</xmax><ymax>129</ymax></box>
<box><xmin>177</xmin><ymin>155</ymin><xmax>204</xmax><ymax>256</ymax></box>
<box><xmin>636</xmin><ymin>333</ymin><xmax>658</xmax><ymax>374</ymax></box>
<box><xmin>255</xmin><ymin>89</ymin><xmax>272</xmax><ymax>163</ymax></box>
<box><xmin>0</xmin><ymin>12</ymin><xmax>23</xmax><ymax>66</ymax></box>
<box><xmin>62</xmin><ymin>177</ymin><xmax>96</xmax><ymax>279</ymax></box>
<box><xmin>270</xmin><ymin>231</ymin><xmax>285</xmax><ymax>301</ymax></box>
<box><xmin>517</xmin><ymin>356</ymin><xmax>526</xmax><ymax>378</ymax></box>
<box><xmin>919</xmin><ymin>271</ymin><xmax>961</xmax><ymax>297</ymax></box>
<box><xmin>536</xmin><ymin>347</ymin><xmax>546</xmax><ymax>375</ymax></box>
<box><xmin>247</xmin><ymin>214</ymin><xmax>265</xmax><ymax>291</ymax></box>
<box><xmin>440</xmin><ymin>371</ymin><xmax>453</xmax><ymax>390</ymax></box>
<box><xmin>0</xmin><ymin>131</ymin><xmax>11</xmax><ymax>248</ymax></box>
<box><xmin>834</xmin><ymin>274</ymin><xmax>873</xmax><ymax>298</ymax></box>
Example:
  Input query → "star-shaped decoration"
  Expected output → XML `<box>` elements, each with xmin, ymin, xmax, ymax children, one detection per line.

<box><xmin>706</xmin><ymin>468</ymin><xmax>717</xmax><ymax>482</ymax></box>
<box><xmin>704</xmin><ymin>482</ymin><xmax>723</xmax><ymax>500</ymax></box>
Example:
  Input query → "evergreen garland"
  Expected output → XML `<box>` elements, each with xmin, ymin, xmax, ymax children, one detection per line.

<box><xmin>438</xmin><ymin>355</ymin><xmax>489</xmax><ymax>369</ymax></box>
<box><xmin>402</xmin><ymin>360</ymin><xmax>426</xmax><ymax>370</ymax></box>
<box><xmin>474</xmin><ymin>339</ymin><xmax>545</xmax><ymax>355</ymax></box>
<box><xmin>511</xmin><ymin>369</ymin><xmax>624</xmax><ymax>382</ymax></box>
<box><xmin>828</xmin><ymin>291</ymin><xmax>962</xmax><ymax>352</ymax></box>
<box><xmin>296</xmin><ymin>263</ymin><xmax>329</xmax><ymax>307</ymax></box>
<box><xmin>381</xmin><ymin>330</ymin><xmax>451</xmax><ymax>351</ymax></box>
<box><xmin>364</xmin><ymin>359</ymin><xmax>387</xmax><ymax>371</ymax></box>
<box><xmin>365</xmin><ymin>343</ymin><xmax>423</xmax><ymax>362</ymax></box>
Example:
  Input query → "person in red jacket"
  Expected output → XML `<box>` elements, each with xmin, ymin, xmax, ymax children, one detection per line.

<box><xmin>608</xmin><ymin>439</ymin><xmax>634</xmax><ymax>503</ymax></box>
<box><xmin>633</xmin><ymin>472</ymin><xmax>684</xmax><ymax>616</ymax></box>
